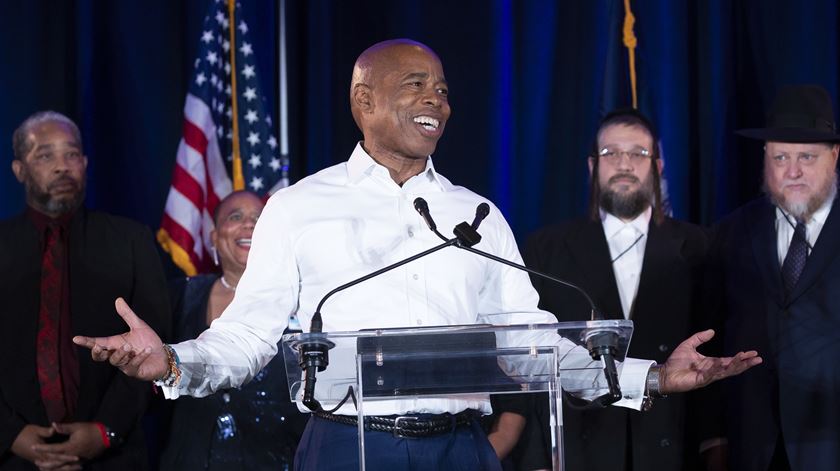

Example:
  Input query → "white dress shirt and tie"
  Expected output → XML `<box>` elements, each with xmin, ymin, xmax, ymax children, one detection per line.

<box><xmin>775</xmin><ymin>195</ymin><xmax>833</xmax><ymax>296</ymax></box>
<box><xmin>601</xmin><ymin>207</ymin><xmax>651</xmax><ymax>319</ymax></box>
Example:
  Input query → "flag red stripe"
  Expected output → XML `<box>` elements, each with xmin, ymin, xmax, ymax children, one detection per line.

<box><xmin>183</xmin><ymin>119</ymin><xmax>208</xmax><ymax>156</ymax></box>
<box><xmin>163</xmin><ymin>111</ymin><xmax>224</xmax><ymax>275</ymax></box>
<box><xmin>183</xmin><ymin>117</ymin><xmax>221</xmax><ymax>215</ymax></box>
<box><xmin>171</xmin><ymin>164</ymin><xmax>204</xmax><ymax>209</ymax></box>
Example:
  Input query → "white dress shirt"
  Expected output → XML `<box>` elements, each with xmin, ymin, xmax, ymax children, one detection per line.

<box><xmin>163</xmin><ymin>143</ymin><xmax>652</xmax><ymax>414</ymax></box>
<box><xmin>601</xmin><ymin>207</ymin><xmax>651</xmax><ymax>318</ymax></box>
<box><xmin>775</xmin><ymin>195</ymin><xmax>834</xmax><ymax>264</ymax></box>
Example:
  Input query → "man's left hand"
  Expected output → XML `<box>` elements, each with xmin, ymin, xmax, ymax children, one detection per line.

<box><xmin>31</xmin><ymin>422</ymin><xmax>107</xmax><ymax>465</ymax></box>
<box><xmin>660</xmin><ymin>329</ymin><xmax>762</xmax><ymax>394</ymax></box>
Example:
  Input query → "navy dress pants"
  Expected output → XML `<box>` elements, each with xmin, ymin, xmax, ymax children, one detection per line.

<box><xmin>295</xmin><ymin>415</ymin><xmax>503</xmax><ymax>470</ymax></box>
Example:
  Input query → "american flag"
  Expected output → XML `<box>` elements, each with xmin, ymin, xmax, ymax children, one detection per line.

<box><xmin>158</xmin><ymin>0</ymin><xmax>289</xmax><ymax>276</ymax></box>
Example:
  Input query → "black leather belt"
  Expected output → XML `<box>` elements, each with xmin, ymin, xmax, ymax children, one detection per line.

<box><xmin>313</xmin><ymin>409</ymin><xmax>477</xmax><ymax>438</ymax></box>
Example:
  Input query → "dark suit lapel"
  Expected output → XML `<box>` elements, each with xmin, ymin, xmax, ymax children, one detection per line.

<box><xmin>566</xmin><ymin>220</ymin><xmax>624</xmax><ymax>319</ymax></box>
<box><xmin>788</xmin><ymin>197</ymin><xmax>840</xmax><ymax>303</ymax></box>
<box><xmin>632</xmin><ymin>220</ymin><xmax>683</xmax><ymax>319</ymax></box>
<box><xmin>8</xmin><ymin>213</ymin><xmax>42</xmax><ymax>335</ymax></box>
<box><xmin>749</xmin><ymin>199</ymin><xmax>785</xmax><ymax>307</ymax></box>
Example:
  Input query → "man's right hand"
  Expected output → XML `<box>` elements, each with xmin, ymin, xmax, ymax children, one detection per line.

<box><xmin>11</xmin><ymin>424</ymin><xmax>81</xmax><ymax>470</ymax></box>
<box><xmin>660</xmin><ymin>329</ymin><xmax>761</xmax><ymax>394</ymax></box>
<box><xmin>72</xmin><ymin>297</ymin><xmax>168</xmax><ymax>381</ymax></box>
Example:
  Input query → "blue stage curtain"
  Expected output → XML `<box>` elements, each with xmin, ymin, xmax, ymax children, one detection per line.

<box><xmin>3</xmin><ymin>0</ymin><xmax>840</xmax><ymax>242</ymax></box>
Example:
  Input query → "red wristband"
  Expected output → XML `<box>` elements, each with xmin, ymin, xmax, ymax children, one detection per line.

<box><xmin>94</xmin><ymin>422</ymin><xmax>111</xmax><ymax>448</ymax></box>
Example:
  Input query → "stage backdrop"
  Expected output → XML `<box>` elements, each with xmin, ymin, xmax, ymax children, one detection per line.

<box><xmin>2</xmin><ymin>0</ymin><xmax>839</xmax><ymax>257</ymax></box>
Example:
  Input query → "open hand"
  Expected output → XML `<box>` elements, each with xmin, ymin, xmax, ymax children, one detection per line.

<box><xmin>72</xmin><ymin>297</ymin><xmax>168</xmax><ymax>381</ymax></box>
<box><xmin>660</xmin><ymin>329</ymin><xmax>762</xmax><ymax>394</ymax></box>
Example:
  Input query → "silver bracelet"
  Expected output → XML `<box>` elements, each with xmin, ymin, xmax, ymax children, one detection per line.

<box><xmin>646</xmin><ymin>363</ymin><xmax>666</xmax><ymax>399</ymax></box>
<box><xmin>641</xmin><ymin>363</ymin><xmax>665</xmax><ymax>411</ymax></box>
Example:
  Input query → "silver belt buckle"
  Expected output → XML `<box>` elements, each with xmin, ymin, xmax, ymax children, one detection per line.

<box><xmin>392</xmin><ymin>415</ymin><xmax>419</xmax><ymax>438</ymax></box>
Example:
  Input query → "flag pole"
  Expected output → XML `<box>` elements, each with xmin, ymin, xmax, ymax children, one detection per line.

<box><xmin>276</xmin><ymin>0</ymin><xmax>290</xmax><ymax>191</ymax></box>
<box><xmin>227</xmin><ymin>0</ymin><xmax>244</xmax><ymax>190</ymax></box>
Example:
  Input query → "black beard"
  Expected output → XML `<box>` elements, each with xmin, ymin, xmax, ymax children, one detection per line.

<box><xmin>599</xmin><ymin>175</ymin><xmax>654</xmax><ymax>220</ymax></box>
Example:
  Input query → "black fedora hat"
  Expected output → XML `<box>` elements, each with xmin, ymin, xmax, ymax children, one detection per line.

<box><xmin>736</xmin><ymin>84</ymin><xmax>840</xmax><ymax>143</ymax></box>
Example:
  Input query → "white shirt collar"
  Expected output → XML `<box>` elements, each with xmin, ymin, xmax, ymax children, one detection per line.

<box><xmin>600</xmin><ymin>206</ymin><xmax>652</xmax><ymax>239</ymax></box>
<box><xmin>773</xmin><ymin>192</ymin><xmax>836</xmax><ymax>264</ymax></box>
<box><xmin>346</xmin><ymin>142</ymin><xmax>449</xmax><ymax>191</ymax></box>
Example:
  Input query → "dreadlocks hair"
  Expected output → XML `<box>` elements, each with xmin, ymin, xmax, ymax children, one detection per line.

<box><xmin>587</xmin><ymin>107</ymin><xmax>665</xmax><ymax>225</ymax></box>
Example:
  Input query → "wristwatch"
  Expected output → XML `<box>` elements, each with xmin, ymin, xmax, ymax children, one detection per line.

<box><xmin>95</xmin><ymin>422</ymin><xmax>123</xmax><ymax>448</ymax></box>
<box><xmin>105</xmin><ymin>426</ymin><xmax>123</xmax><ymax>447</ymax></box>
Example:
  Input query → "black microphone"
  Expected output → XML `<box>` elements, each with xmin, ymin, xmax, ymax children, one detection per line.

<box><xmin>413</xmin><ymin>197</ymin><xmax>450</xmax><ymax>241</ymax></box>
<box><xmin>419</xmin><ymin>200</ymin><xmax>623</xmax><ymax>407</ymax></box>
<box><xmin>413</xmin><ymin>197</ymin><xmax>436</xmax><ymax>231</ymax></box>
<box><xmin>452</xmin><ymin>202</ymin><xmax>489</xmax><ymax>247</ymax></box>
<box><xmin>580</xmin><ymin>330</ymin><xmax>623</xmax><ymax>407</ymax></box>
<box><xmin>416</xmin><ymin>198</ymin><xmax>484</xmax><ymax>248</ymax></box>
<box><xmin>471</xmin><ymin>202</ymin><xmax>490</xmax><ymax>230</ymax></box>
<box><xmin>298</xmin><ymin>230</ymin><xmax>460</xmax><ymax>412</ymax></box>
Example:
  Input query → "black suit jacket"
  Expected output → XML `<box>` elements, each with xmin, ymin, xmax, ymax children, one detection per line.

<box><xmin>522</xmin><ymin>217</ymin><xmax>708</xmax><ymax>471</ymax></box>
<box><xmin>0</xmin><ymin>209</ymin><xmax>171</xmax><ymax>470</ymax></box>
<box><xmin>707</xmin><ymin>197</ymin><xmax>840</xmax><ymax>471</ymax></box>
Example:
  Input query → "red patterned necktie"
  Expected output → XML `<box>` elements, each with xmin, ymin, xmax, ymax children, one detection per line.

<box><xmin>37</xmin><ymin>223</ymin><xmax>66</xmax><ymax>422</ymax></box>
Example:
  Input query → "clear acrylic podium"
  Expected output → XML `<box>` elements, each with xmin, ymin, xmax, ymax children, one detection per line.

<box><xmin>282</xmin><ymin>320</ymin><xmax>633</xmax><ymax>471</ymax></box>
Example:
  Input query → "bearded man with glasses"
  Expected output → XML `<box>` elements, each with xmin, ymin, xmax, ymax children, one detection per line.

<box><xmin>488</xmin><ymin>108</ymin><xmax>710</xmax><ymax>471</ymax></box>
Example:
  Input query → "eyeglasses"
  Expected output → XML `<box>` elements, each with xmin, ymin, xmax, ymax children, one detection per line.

<box><xmin>598</xmin><ymin>147</ymin><xmax>651</xmax><ymax>165</ymax></box>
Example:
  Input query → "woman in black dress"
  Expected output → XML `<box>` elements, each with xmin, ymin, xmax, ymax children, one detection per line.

<box><xmin>159</xmin><ymin>191</ymin><xmax>308</xmax><ymax>470</ymax></box>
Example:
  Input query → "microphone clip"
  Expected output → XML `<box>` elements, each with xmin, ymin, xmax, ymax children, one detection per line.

<box><xmin>297</xmin><ymin>312</ymin><xmax>336</xmax><ymax>412</ymax></box>
<box><xmin>579</xmin><ymin>323</ymin><xmax>623</xmax><ymax>407</ymax></box>
<box><xmin>453</xmin><ymin>222</ymin><xmax>482</xmax><ymax>247</ymax></box>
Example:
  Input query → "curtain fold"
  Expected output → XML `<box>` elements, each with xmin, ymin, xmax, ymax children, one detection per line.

<box><xmin>3</xmin><ymin>0</ymin><xmax>840</xmax><ymax>240</ymax></box>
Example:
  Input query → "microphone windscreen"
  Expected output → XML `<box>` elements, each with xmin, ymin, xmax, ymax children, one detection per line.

<box><xmin>413</xmin><ymin>197</ymin><xmax>429</xmax><ymax>213</ymax></box>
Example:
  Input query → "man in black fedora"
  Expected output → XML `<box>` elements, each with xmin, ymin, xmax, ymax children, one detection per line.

<box><xmin>704</xmin><ymin>84</ymin><xmax>840</xmax><ymax>470</ymax></box>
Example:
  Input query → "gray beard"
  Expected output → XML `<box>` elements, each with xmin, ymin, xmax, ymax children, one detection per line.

<box><xmin>764</xmin><ymin>172</ymin><xmax>837</xmax><ymax>221</ymax></box>
<box><xmin>26</xmin><ymin>178</ymin><xmax>85</xmax><ymax>216</ymax></box>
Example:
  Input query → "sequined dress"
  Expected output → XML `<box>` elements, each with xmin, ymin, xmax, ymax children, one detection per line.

<box><xmin>159</xmin><ymin>275</ymin><xmax>308</xmax><ymax>470</ymax></box>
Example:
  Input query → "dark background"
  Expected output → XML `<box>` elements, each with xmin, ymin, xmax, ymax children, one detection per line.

<box><xmin>2</xmin><ymin>0</ymin><xmax>839</xmax><ymax>261</ymax></box>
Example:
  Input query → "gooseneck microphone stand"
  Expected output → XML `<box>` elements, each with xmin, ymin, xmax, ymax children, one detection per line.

<box><xmin>415</xmin><ymin>198</ymin><xmax>623</xmax><ymax>408</ymax></box>
<box><xmin>297</xmin><ymin>197</ymin><xmax>624</xmax><ymax>413</ymax></box>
